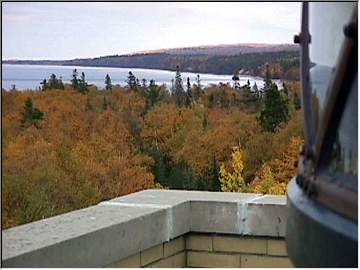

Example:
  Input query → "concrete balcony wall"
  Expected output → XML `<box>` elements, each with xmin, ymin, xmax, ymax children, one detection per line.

<box><xmin>2</xmin><ymin>190</ymin><xmax>293</xmax><ymax>267</ymax></box>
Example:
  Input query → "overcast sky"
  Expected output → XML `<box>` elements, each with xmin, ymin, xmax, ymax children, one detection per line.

<box><xmin>2</xmin><ymin>2</ymin><xmax>301</xmax><ymax>60</ymax></box>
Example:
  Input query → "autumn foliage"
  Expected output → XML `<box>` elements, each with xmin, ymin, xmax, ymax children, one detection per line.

<box><xmin>2</xmin><ymin>70</ymin><xmax>303</xmax><ymax>229</ymax></box>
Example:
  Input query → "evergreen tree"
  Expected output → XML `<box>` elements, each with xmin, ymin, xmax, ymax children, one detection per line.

<box><xmin>126</xmin><ymin>71</ymin><xmax>140</xmax><ymax>91</ymax></box>
<box><xmin>49</xmin><ymin>73</ymin><xmax>57</xmax><ymax>87</ymax></box>
<box><xmin>79</xmin><ymin>72</ymin><xmax>88</xmax><ymax>94</ymax></box>
<box><xmin>264</xmin><ymin>63</ymin><xmax>272</xmax><ymax>90</ymax></box>
<box><xmin>145</xmin><ymin>80</ymin><xmax>169</xmax><ymax>111</ymax></box>
<box><xmin>21</xmin><ymin>97</ymin><xmax>44</xmax><ymax>127</ymax></box>
<box><xmin>259</xmin><ymin>82</ymin><xmax>290</xmax><ymax>132</ymax></box>
<box><xmin>45</xmin><ymin>73</ymin><xmax>64</xmax><ymax>90</ymax></box>
<box><xmin>193</xmin><ymin>74</ymin><xmax>202</xmax><ymax>102</ymax></box>
<box><xmin>71</xmin><ymin>69</ymin><xmax>79</xmax><ymax>89</ymax></box>
<box><xmin>41</xmin><ymin>74</ymin><xmax>64</xmax><ymax>91</ymax></box>
<box><xmin>185</xmin><ymin>77</ymin><xmax>193</xmax><ymax>107</ymax></box>
<box><xmin>243</xmin><ymin>80</ymin><xmax>253</xmax><ymax>103</ymax></box>
<box><xmin>139</xmin><ymin>78</ymin><xmax>148</xmax><ymax>96</ymax></box>
<box><xmin>71</xmin><ymin>69</ymin><xmax>87</xmax><ymax>93</ymax></box>
<box><xmin>40</xmin><ymin>79</ymin><xmax>48</xmax><ymax>91</ymax></box>
<box><xmin>146</xmin><ymin>79</ymin><xmax>160</xmax><ymax>110</ymax></box>
<box><xmin>173</xmin><ymin>66</ymin><xmax>186</xmax><ymax>107</ymax></box>
<box><xmin>232</xmin><ymin>73</ymin><xmax>240</xmax><ymax>90</ymax></box>
<box><xmin>174</xmin><ymin>66</ymin><xmax>184</xmax><ymax>91</ymax></box>
<box><xmin>105</xmin><ymin>74</ymin><xmax>112</xmax><ymax>92</ymax></box>
<box><xmin>252</xmin><ymin>82</ymin><xmax>260</xmax><ymax>99</ymax></box>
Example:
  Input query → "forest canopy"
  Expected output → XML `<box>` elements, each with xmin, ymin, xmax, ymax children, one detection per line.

<box><xmin>2</xmin><ymin>68</ymin><xmax>303</xmax><ymax>229</ymax></box>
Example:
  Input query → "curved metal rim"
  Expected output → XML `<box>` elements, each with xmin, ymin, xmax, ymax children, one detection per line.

<box><xmin>287</xmin><ymin>177</ymin><xmax>357</xmax><ymax>241</ymax></box>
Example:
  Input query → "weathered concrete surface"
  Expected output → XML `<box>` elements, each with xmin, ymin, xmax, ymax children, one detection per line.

<box><xmin>191</xmin><ymin>201</ymin><xmax>242</xmax><ymax>234</ymax></box>
<box><xmin>109</xmin><ymin>189</ymin><xmax>262</xmax><ymax>205</ymax></box>
<box><xmin>2</xmin><ymin>205</ymin><xmax>166</xmax><ymax>267</ymax></box>
<box><xmin>245</xmin><ymin>195</ymin><xmax>287</xmax><ymax>237</ymax></box>
<box><xmin>2</xmin><ymin>190</ymin><xmax>287</xmax><ymax>267</ymax></box>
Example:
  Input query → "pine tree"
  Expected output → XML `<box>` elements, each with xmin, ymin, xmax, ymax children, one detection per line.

<box><xmin>232</xmin><ymin>73</ymin><xmax>240</xmax><ymax>90</ymax></box>
<box><xmin>252</xmin><ymin>82</ymin><xmax>260</xmax><ymax>99</ymax></box>
<box><xmin>46</xmin><ymin>73</ymin><xmax>64</xmax><ymax>90</ymax></box>
<box><xmin>193</xmin><ymin>74</ymin><xmax>202</xmax><ymax>102</ymax></box>
<box><xmin>243</xmin><ymin>80</ymin><xmax>253</xmax><ymax>103</ymax></box>
<box><xmin>21</xmin><ymin>97</ymin><xmax>44</xmax><ymax>127</ymax></box>
<box><xmin>264</xmin><ymin>63</ymin><xmax>272</xmax><ymax>91</ymax></box>
<box><xmin>71</xmin><ymin>69</ymin><xmax>79</xmax><ymax>89</ymax></box>
<box><xmin>173</xmin><ymin>66</ymin><xmax>186</xmax><ymax>107</ymax></box>
<box><xmin>146</xmin><ymin>79</ymin><xmax>159</xmax><ymax>108</ymax></box>
<box><xmin>185</xmin><ymin>77</ymin><xmax>193</xmax><ymax>107</ymax></box>
<box><xmin>71</xmin><ymin>69</ymin><xmax>87</xmax><ymax>93</ymax></box>
<box><xmin>105</xmin><ymin>74</ymin><xmax>112</xmax><ymax>92</ymax></box>
<box><xmin>49</xmin><ymin>73</ymin><xmax>57</xmax><ymax>86</ymax></box>
<box><xmin>41</xmin><ymin>74</ymin><xmax>64</xmax><ymax>91</ymax></box>
<box><xmin>79</xmin><ymin>72</ymin><xmax>88</xmax><ymax>94</ymax></box>
<box><xmin>40</xmin><ymin>79</ymin><xmax>48</xmax><ymax>91</ymax></box>
<box><xmin>259</xmin><ymin>82</ymin><xmax>290</xmax><ymax>132</ymax></box>
<box><xmin>126</xmin><ymin>71</ymin><xmax>140</xmax><ymax>91</ymax></box>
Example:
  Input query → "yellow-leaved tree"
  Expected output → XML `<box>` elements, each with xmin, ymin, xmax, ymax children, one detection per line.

<box><xmin>249</xmin><ymin>136</ymin><xmax>303</xmax><ymax>195</ymax></box>
<box><xmin>250</xmin><ymin>164</ymin><xmax>287</xmax><ymax>195</ymax></box>
<box><xmin>219</xmin><ymin>146</ymin><xmax>246</xmax><ymax>192</ymax></box>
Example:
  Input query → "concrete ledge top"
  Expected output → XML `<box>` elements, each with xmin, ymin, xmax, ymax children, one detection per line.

<box><xmin>3</xmin><ymin>205</ymin><xmax>160</xmax><ymax>260</ymax></box>
<box><xmin>109</xmin><ymin>189</ymin><xmax>263</xmax><ymax>205</ymax></box>
<box><xmin>2</xmin><ymin>189</ymin><xmax>287</xmax><ymax>267</ymax></box>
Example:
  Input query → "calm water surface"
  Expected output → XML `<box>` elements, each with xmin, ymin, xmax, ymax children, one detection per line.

<box><xmin>2</xmin><ymin>64</ymin><xmax>282</xmax><ymax>90</ymax></box>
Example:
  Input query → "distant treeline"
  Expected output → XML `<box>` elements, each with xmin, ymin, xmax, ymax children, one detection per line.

<box><xmin>4</xmin><ymin>50</ymin><xmax>299</xmax><ymax>80</ymax></box>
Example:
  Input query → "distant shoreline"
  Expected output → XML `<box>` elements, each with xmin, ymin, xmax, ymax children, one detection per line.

<box><xmin>2</xmin><ymin>63</ymin><xmax>266</xmax><ymax>79</ymax></box>
<box><xmin>2</xmin><ymin>46</ymin><xmax>300</xmax><ymax>80</ymax></box>
<box><xmin>2</xmin><ymin>64</ymin><xmax>285</xmax><ymax>91</ymax></box>
<box><xmin>2</xmin><ymin>61</ymin><xmax>246</xmax><ymax>77</ymax></box>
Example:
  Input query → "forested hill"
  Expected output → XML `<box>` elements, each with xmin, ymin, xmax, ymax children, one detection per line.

<box><xmin>129</xmin><ymin>43</ymin><xmax>298</xmax><ymax>56</ymax></box>
<box><xmin>3</xmin><ymin>44</ymin><xmax>300</xmax><ymax>80</ymax></box>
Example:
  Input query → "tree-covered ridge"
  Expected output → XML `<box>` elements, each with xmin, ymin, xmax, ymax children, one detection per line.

<box><xmin>2</xmin><ymin>68</ymin><xmax>303</xmax><ymax>229</ymax></box>
<box><xmin>4</xmin><ymin>50</ymin><xmax>299</xmax><ymax>80</ymax></box>
<box><xmin>130</xmin><ymin>43</ymin><xmax>298</xmax><ymax>56</ymax></box>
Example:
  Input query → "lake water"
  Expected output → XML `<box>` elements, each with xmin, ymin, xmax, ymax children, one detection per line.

<box><xmin>2</xmin><ymin>64</ymin><xmax>282</xmax><ymax>91</ymax></box>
